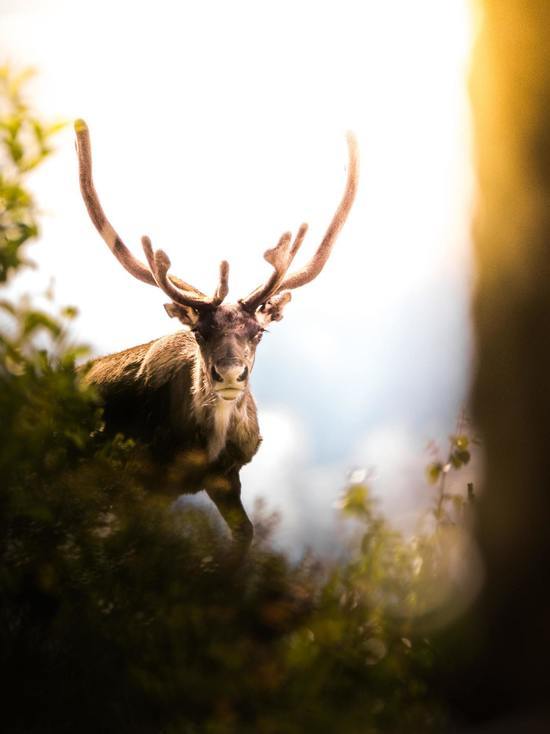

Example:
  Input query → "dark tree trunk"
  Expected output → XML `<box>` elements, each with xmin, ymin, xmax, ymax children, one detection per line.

<box><xmin>447</xmin><ymin>2</ymin><xmax>550</xmax><ymax>729</ymax></box>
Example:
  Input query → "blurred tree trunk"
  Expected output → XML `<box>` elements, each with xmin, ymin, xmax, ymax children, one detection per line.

<box><xmin>456</xmin><ymin>0</ymin><xmax>550</xmax><ymax>726</ymax></box>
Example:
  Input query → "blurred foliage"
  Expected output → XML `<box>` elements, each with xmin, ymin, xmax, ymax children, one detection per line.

<box><xmin>0</xmin><ymin>68</ymin><xmax>476</xmax><ymax>733</ymax></box>
<box><xmin>425</xmin><ymin>418</ymin><xmax>477</xmax><ymax>526</ymax></box>
<box><xmin>0</xmin><ymin>65</ymin><xmax>64</xmax><ymax>282</ymax></box>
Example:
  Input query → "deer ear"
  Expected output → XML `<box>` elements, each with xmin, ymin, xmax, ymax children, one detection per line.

<box><xmin>164</xmin><ymin>302</ymin><xmax>200</xmax><ymax>327</ymax></box>
<box><xmin>257</xmin><ymin>291</ymin><xmax>292</xmax><ymax>325</ymax></box>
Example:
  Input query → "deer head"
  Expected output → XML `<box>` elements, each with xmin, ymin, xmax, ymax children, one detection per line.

<box><xmin>75</xmin><ymin>120</ymin><xmax>358</xmax><ymax>402</ymax></box>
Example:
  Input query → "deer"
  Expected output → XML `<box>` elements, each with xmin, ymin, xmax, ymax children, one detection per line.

<box><xmin>74</xmin><ymin>119</ymin><xmax>358</xmax><ymax>552</ymax></box>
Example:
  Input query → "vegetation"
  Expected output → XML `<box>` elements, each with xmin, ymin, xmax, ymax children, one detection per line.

<box><xmin>0</xmin><ymin>66</ymin><xmax>63</xmax><ymax>282</ymax></box>
<box><xmin>0</xmin><ymin>68</ymin><xmax>474</xmax><ymax>733</ymax></box>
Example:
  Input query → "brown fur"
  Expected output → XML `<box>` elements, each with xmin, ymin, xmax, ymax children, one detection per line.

<box><xmin>86</xmin><ymin>330</ymin><xmax>262</xmax><ymax>462</ymax></box>
<box><xmin>85</xmin><ymin>326</ymin><xmax>261</xmax><ymax>547</ymax></box>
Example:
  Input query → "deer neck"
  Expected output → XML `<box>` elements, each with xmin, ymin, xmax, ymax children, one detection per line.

<box><xmin>190</xmin><ymin>355</ymin><xmax>248</xmax><ymax>462</ymax></box>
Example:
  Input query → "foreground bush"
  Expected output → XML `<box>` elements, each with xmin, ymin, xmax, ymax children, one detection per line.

<box><xmin>0</xmin><ymin>296</ymin><xmax>453</xmax><ymax>734</ymax></box>
<box><xmin>0</xmin><ymin>332</ymin><xmax>449</xmax><ymax>732</ymax></box>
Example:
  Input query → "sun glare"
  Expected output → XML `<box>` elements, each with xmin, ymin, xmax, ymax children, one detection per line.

<box><xmin>1</xmin><ymin>0</ymin><xmax>473</xmax><ymax>344</ymax></box>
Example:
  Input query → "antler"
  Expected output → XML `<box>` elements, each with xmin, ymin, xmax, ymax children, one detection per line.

<box><xmin>74</xmin><ymin>119</ymin><xmax>229</xmax><ymax>311</ymax></box>
<box><xmin>141</xmin><ymin>236</ymin><xmax>229</xmax><ymax>311</ymax></box>
<box><xmin>240</xmin><ymin>132</ymin><xmax>358</xmax><ymax>312</ymax></box>
<box><xmin>239</xmin><ymin>225</ymin><xmax>308</xmax><ymax>312</ymax></box>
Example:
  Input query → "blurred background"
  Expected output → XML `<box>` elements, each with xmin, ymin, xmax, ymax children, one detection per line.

<box><xmin>0</xmin><ymin>0</ymin><xmax>475</xmax><ymax>549</ymax></box>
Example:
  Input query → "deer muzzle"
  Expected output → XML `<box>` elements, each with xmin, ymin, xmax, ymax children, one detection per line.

<box><xmin>211</xmin><ymin>362</ymin><xmax>248</xmax><ymax>400</ymax></box>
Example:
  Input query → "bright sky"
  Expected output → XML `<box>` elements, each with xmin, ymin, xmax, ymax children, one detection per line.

<box><xmin>0</xmin><ymin>0</ymin><xmax>475</xmax><ymax>549</ymax></box>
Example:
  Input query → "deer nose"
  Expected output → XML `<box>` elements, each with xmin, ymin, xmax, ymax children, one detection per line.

<box><xmin>211</xmin><ymin>363</ymin><xmax>248</xmax><ymax>384</ymax></box>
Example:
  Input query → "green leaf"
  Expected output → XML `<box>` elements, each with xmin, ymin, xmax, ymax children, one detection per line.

<box><xmin>338</xmin><ymin>484</ymin><xmax>370</xmax><ymax>516</ymax></box>
<box><xmin>450</xmin><ymin>449</ymin><xmax>470</xmax><ymax>468</ymax></box>
<box><xmin>21</xmin><ymin>310</ymin><xmax>62</xmax><ymax>338</ymax></box>
<box><xmin>452</xmin><ymin>434</ymin><xmax>469</xmax><ymax>450</ymax></box>
<box><xmin>426</xmin><ymin>462</ymin><xmax>443</xmax><ymax>484</ymax></box>
<box><xmin>60</xmin><ymin>305</ymin><xmax>79</xmax><ymax>320</ymax></box>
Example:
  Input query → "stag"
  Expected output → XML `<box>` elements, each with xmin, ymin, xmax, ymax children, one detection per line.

<box><xmin>75</xmin><ymin>119</ymin><xmax>358</xmax><ymax>550</ymax></box>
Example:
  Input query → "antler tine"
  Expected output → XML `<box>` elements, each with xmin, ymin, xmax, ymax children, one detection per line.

<box><xmin>212</xmin><ymin>260</ymin><xmax>230</xmax><ymax>305</ymax></box>
<box><xmin>75</xmin><ymin>119</ymin><xmax>208</xmax><ymax>300</ymax></box>
<box><xmin>275</xmin><ymin>132</ymin><xmax>359</xmax><ymax>293</ymax></box>
<box><xmin>290</xmin><ymin>222</ymin><xmax>309</xmax><ymax>258</ymax></box>
<box><xmin>240</xmin><ymin>225</ymin><xmax>306</xmax><ymax>312</ymax></box>
<box><xmin>141</xmin><ymin>236</ymin><xmax>214</xmax><ymax>312</ymax></box>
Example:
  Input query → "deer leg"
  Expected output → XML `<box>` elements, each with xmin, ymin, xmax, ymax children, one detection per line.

<box><xmin>205</xmin><ymin>470</ymin><xmax>253</xmax><ymax>552</ymax></box>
